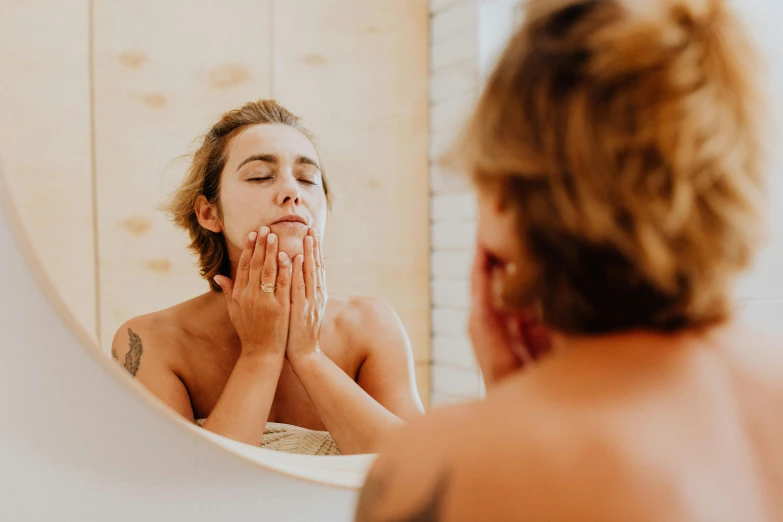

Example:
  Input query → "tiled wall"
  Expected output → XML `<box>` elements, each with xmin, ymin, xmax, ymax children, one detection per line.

<box><xmin>428</xmin><ymin>0</ymin><xmax>783</xmax><ymax>407</ymax></box>
<box><xmin>429</xmin><ymin>0</ymin><xmax>480</xmax><ymax>407</ymax></box>
<box><xmin>429</xmin><ymin>0</ymin><xmax>524</xmax><ymax>406</ymax></box>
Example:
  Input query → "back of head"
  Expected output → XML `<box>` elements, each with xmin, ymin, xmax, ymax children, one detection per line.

<box><xmin>458</xmin><ymin>0</ymin><xmax>766</xmax><ymax>334</ymax></box>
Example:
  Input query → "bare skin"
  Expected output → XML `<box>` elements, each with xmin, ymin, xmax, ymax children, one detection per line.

<box><xmin>112</xmin><ymin>284</ymin><xmax>421</xmax><ymax>454</ymax></box>
<box><xmin>357</xmin><ymin>324</ymin><xmax>783</xmax><ymax>521</ymax></box>
<box><xmin>356</xmin><ymin>188</ymin><xmax>783</xmax><ymax>521</ymax></box>
<box><xmin>112</xmin><ymin>123</ymin><xmax>423</xmax><ymax>454</ymax></box>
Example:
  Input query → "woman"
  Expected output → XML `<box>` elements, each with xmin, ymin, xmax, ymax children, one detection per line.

<box><xmin>357</xmin><ymin>0</ymin><xmax>783</xmax><ymax>520</ymax></box>
<box><xmin>111</xmin><ymin>100</ymin><xmax>424</xmax><ymax>455</ymax></box>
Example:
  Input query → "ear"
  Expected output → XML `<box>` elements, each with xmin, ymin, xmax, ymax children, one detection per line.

<box><xmin>195</xmin><ymin>194</ymin><xmax>222</xmax><ymax>233</ymax></box>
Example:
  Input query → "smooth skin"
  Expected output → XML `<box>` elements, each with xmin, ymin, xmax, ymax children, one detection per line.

<box><xmin>355</xmin><ymin>187</ymin><xmax>783</xmax><ymax>521</ymax></box>
<box><xmin>112</xmin><ymin>124</ymin><xmax>423</xmax><ymax>454</ymax></box>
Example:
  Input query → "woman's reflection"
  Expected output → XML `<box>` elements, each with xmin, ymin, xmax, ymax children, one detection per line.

<box><xmin>111</xmin><ymin>100</ymin><xmax>424</xmax><ymax>455</ymax></box>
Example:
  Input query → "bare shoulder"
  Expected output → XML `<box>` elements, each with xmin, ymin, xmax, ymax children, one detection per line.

<box><xmin>355</xmin><ymin>401</ymin><xmax>479</xmax><ymax>522</ymax></box>
<box><xmin>110</xmin><ymin>298</ymin><xmax>197</xmax><ymax>374</ymax></box>
<box><xmin>329</xmin><ymin>295</ymin><xmax>408</xmax><ymax>349</ymax></box>
<box><xmin>356</xmin><ymin>371</ymin><xmax>662</xmax><ymax>522</ymax></box>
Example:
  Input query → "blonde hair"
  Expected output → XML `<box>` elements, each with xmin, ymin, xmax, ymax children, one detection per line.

<box><xmin>164</xmin><ymin>100</ymin><xmax>331</xmax><ymax>292</ymax></box>
<box><xmin>457</xmin><ymin>0</ymin><xmax>765</xmax><ymax>334</ymax></box>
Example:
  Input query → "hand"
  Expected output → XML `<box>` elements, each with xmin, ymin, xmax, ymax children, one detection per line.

<box><xmin>287</xmin><ymin>228</ymin><xmax>327</xmax><ymax>362</ymax></box>
<box><xmin>468</xmin><ymin>245</ymin><xmax>551</xmax><ymax>388</ymax></box>
<box><xmin>214</xmin><ymin>226</ymin><xmax>292</xmax><ymax>359</ymax></box>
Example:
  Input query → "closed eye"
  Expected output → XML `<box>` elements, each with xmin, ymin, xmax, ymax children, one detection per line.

<box><xmin>247</xmin><ymin>177</ymin><xmax>273</xmax><ymax>182</ymax></box>
<box><xmin>298</xmin><ymin>178</ymin><xmax>318</xmax><ymax>186</ymax></box>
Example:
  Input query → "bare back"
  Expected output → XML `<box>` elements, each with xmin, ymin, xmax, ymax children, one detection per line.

<box><xmin>361</xmin><ymin>324</ymin><xmax>783</xmax><ymax>521</ymax></box>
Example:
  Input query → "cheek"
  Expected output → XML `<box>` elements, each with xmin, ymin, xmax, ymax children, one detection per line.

<box><xmin>306</xmin><ymin>191</ymin><xmax>328</xmax><ymax>226</ymax></box>
<box><xmin>220</xmin><ymin>183</ymin><xmax>273</xmax><ymax>245</ymax></box>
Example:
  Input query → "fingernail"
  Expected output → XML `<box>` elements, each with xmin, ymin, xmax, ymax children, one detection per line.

<box><xmin>297</xmin><ymin>254</ymin><xmax>304</xmax><ymax>264</ymax></box>
<box><xmin>248</xmin><ymin>231</ymin><xmax>257</xmax><ymax>242</ymax></box>
<box><xmin>268</xmin><ymin>234</ymin><xmax>276</xmax><ymax>244</ymax></box>
<box><xmin>278</xmin><ymin>252</ymin><xmax>290</xmax><ymax>267</ymax></box>
<box><xmin>306</xmin><ymin>236</ymin><xmax>313</xmax><ymax>247</ymax></box>
<box><xmin>213</xmin><ymin>276</ymin><xmax>222</xmax><ymax>288</ymax></box>
<box><xmin>260</xmin><ymin>226</ymin><xmax>270</xmax><ymax>236</ymax></box>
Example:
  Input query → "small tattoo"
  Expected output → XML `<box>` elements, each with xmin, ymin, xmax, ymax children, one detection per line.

<box><xmin>355</xmin><ymin>466</ymin><xmax>450</xmax><ymax>522</ymax></box>
<box><xmin>123</xmin><ymin>328</ymin><xmax>143</xmax><ymax>377</ymax></box>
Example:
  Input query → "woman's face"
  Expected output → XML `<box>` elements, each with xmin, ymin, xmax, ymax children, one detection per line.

<box><xmin>216</xmin><ymin>123</ymin><xmax>327</xmax><ymax>268</ymax></box>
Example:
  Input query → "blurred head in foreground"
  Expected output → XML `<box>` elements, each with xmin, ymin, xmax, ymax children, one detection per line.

<box><xmin>457</xmin><ymin>0</ymin><xmax>766</xmax><ymax>336</ymax></box>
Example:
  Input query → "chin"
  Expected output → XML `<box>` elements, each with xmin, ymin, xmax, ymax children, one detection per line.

<box><xmin>278</xmin><ymin>236</ymin><xmax>305</xmax><ymax>258</ymax></box>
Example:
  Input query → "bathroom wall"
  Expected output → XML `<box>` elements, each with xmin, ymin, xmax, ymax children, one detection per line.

<box><xmin>0</xmin><ymin>0</ymin><xmax>431</xmax><ymax>404</ymax></box>
<box><xmin>428</xmin><ymin>0</ymin><xmax>783</xmax><ymax>405</ymax></box>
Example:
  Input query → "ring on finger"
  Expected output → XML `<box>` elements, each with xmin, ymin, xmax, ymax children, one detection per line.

<box><xmin>261</xmin><ymin>283</ymin><xmax>276</xmax><ymax>293</ymax></box>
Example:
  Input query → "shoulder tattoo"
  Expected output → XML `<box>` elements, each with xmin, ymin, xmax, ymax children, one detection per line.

<box><xmin>355</xmin><ymin>466</ymin><xmax>450</xmax><ymax>522</ymax></box>
<box><xmin>122</xmin><ymin>328</ymin><xmax>143</xmax><ymax>377</ymax></box>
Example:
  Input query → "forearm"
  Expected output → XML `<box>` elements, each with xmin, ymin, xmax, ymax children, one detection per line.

<box><xmin>201</xmin><ymin>351</ymin><xmax>284</xmax><ymax>446</ymax></box>
<box><xmin>289</xmin><ymin>351</ymin><xmax>405</xmax><ymax>455</ymax></box>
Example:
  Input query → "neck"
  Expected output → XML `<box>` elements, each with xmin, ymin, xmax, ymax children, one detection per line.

<box><xmin>549</xmin><ymin>324</ymin><xmax>728</xmax><ymax>358</ymax></box>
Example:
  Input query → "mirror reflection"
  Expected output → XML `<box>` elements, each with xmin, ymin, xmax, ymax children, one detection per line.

<box><xmin>0</xmin><ymin>1</ymin><xmax>433</xmax><ymax>457</ymax></box>
<box><xmin>111</xmin><ymin>101</ymin><xmax>425</xmax><ymax>455</ymax></box>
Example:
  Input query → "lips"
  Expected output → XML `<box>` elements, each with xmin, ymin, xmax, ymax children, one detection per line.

<box><xmin>272</xmin><ymin>215</ymin><xmax>307</xmax><ymax>226</ymax></box>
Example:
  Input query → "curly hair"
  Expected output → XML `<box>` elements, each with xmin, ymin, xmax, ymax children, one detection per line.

<box><xmin>163</xmin><ymin>100</ymin><xmax>331</xmax><ymax>292</ymax></box>
<box><xmin>456</xmin><ymin>0</ymin><xmax>766</xmax><ymax>334</ymax></box>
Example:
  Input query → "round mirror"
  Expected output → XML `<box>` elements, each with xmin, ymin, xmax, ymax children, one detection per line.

<box><xmin>0</xmin><ymin>0</ymin><xmax>430</xmax><ymax>488</ymax></box>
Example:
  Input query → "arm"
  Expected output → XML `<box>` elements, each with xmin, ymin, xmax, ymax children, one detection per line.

<box><xmin>111</xmin><ymin>325</ymin><xmax>195</xmax><ymax>421</ymax></box>
<box><xmin>112</xmin><ymin>319</ymin><xmax>284</xmax><ymax>445</ymax></box>
<box><xmin>287</xmin><ymin>230</ymin><xmax>424</xmax><ymax>454</ymax></box>
<box><xmin>289</xmin><ymin>300</ymin><xmax>423</xmax><ymax>454</ymax></box>
<box><xmin>114</xmin><ymin>228</ymin><xmax>289</xmax><ymax>446</ymax></box>
<box><xmin>204</xmin><ymin>227</ymin><xmax>291</xmax><ymax>446</ymax></box>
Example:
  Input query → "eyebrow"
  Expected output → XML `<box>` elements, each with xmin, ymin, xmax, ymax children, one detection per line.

<box><xmin>236</xmin><ymin>153</ymin><xmax>321</xmax><ymax>172</ymax></box>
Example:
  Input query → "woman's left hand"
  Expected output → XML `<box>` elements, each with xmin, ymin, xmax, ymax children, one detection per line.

<box><xmin>287</xmin><ymin>228</ymin><xmax>328</xmax><ymax>362</ymax></box>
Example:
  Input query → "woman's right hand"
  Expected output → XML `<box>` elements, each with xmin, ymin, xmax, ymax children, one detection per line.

<box><xmin>469</xmin><ymin>245</ymin><xmax>551</xmax><ymax>389</ymax></box>
<box><xmin>214</xmin><ymin>226</ymin><xmax>292</xmax><ymax>359</ymax></box>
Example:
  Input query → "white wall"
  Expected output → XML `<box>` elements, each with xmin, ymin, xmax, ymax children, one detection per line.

<box><xmin>429</xmin><ymin>0</ymin><xmax>484</xmax><ymax>406</ymax></box>
<box><xmin>428</xmin><ymin>0</ymin><xmax>783</xmax><ymax>404</ymax></box>
<box><xmin>0</xmin><ymin>186</ymin><xmax>358</xmax><ymax>520</ymax></box>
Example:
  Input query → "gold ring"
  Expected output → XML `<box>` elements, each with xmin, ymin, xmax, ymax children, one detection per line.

<box><xmin>261</xmin><ymin>283</ymin><xmax>275</xmax><ymax>293</ymax></box>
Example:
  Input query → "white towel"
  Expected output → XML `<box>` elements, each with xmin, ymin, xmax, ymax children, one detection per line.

<box><xmin>195</xmin><ymin>419</ymin><xmax>341</xmax><ymax>456</ymax></box>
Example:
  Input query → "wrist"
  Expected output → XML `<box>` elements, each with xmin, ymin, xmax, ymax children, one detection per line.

<box><xmin>287</xmin><ymin>345</ymin><xmax>323</xmax><ymax>370</ymax></box>
<box><xmin>238</xmin><ymin>345</ymin><xmax>285</xmax><ymax>364</ymax></box>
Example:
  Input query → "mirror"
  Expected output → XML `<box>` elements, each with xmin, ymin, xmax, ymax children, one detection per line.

<box><xmin>0</xmin><ymin>0</ymin><xmax>430</xmax><ymax>465</ymax></box>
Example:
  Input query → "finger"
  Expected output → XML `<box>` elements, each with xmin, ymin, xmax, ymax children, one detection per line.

<box><xmin>235</xmin><ymin>231</ymin><xmax>258</xmax><ymax>297</ymax></box>
<box><xmin>213</xmin><ymin>275</ymin><xmax>235</xmax><ymax>306</ymax></box>
<box><xmin>520</xmin><ymin>316</ymin><xmax>552</xmax><ymax>360</ymax></box>
<box><xmin>248</xmin><ymin>226</ymin><xmax>270</xmax><ymax>289</ymax></box>
<box><xmin>276</xmin><ymin>252</ymin><xmax>292</xmax><ymax>309</ymax></box>
<box><xmin>311</xmin><ymin>229</ymin><xmax>325</xmax><ymax>290</ymax></box>
<box><xmin>304</xmin><ymin>235</ymin><xmax>316</xmax><ymax>300</ymax></box>
<box><xmin>506</xmin><ymin>316</ymin><xmax>533</xmax><ymax>366</ymax></box>
<box><xmin>261</xmin><ymin>233</ymin><xmax>278</xmax><ymax>289</ymax></box>
<box><xmin>292</xmin><ymin>254</ymin><xmax>306</xmax><ymax>306</ymax></box>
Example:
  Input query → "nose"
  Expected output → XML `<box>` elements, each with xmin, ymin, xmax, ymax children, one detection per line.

<box><xmin>275</xmin><ymin>176</ymin><xmax>301</xmax><ymax>207</ymax></box>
